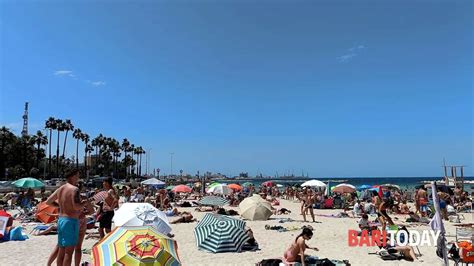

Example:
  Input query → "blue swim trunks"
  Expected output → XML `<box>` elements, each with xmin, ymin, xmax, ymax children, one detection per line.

<box><xmin>58</xmin><ymin>217</ymin><xmax>79</xmax><ymax>247</ymax></box>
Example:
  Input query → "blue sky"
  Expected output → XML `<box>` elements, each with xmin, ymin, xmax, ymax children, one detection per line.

<box><xmin>0</xmin><ymin>1</ymin><xmax>472</xmax><ymax>177</ymax></box>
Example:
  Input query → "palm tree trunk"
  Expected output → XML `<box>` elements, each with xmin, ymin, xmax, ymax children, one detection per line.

<box><xmin>56</xmin><ymin>130</ymin><xmax>60</xmax><ymax>177</ymax></box>
<box><xmin>62</xmin><ymin>130</ymin><xmax>69</xmax><ymax>158</ymax></box>
<box><xmin>48</xmin><ymin>129</ymin><xmax>52</xmax><ymax>177</ymax></box>
<box><xmin>76</xmin><ymin>139</ymin><xmax>79</xmax><ymax>168</ymax></box>
<box><xmin>37</xmin><ymin>143</ymin><xmax>41</xmax><ymax>168</ymax></box>
<box><xmin>0</xmin><ymin>139</ymin><xmax>5</xmax><ymax>180</ymax></box>
<box><xmin>139</xmin><ymin>153</ymin><xmax>142</xmax><ymax>176</ymax></box>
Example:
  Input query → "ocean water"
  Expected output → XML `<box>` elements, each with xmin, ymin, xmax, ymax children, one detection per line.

<box><xmin>217</xmin><ymin>177</ymin><xmax>474</xmax><ymax>191</ymax></box>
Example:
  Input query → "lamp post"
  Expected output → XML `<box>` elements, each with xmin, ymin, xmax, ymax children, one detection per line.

<box><xmin>170</xmin><ymin>153</ymin><xmax>174</xmax><ymax>176</ymax></box>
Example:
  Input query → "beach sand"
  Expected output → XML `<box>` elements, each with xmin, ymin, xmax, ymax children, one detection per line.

<box><xmin>2</xmin><ymin>199</ymin><xmax>464</xmax><ymax>265</ymax></box>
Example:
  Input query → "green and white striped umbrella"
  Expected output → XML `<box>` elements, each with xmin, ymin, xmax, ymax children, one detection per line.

<box><xmin>194</xmin><ymin>213</ymin><xmax>250</xmax><ymax>253</ymax></box>
<box><xmin>198</xmin><ymin>196</ymin><xmax>229</xmax><ymax>207</ymax></box>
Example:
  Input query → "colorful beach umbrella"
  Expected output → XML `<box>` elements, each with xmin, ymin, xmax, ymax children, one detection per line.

<box><xmin>194</xmin><ymin>213</ymin><xmax>250</xmax><ymax>253</ymax></box>
<box><xmin>92</xmin><ymin>226</ymin><xmax>181</xmax><ymax>266</ymax></box>
<box><xmin>301</xmin><ymin>179</ymin><xmax>326</xmax><ymax>188</ymax></box>
<box><xmin>166</xmin><ymin>185</ymin><xmax>175</xmax><ymax>191</ymax></box>
<box><xmin>113</xmin><ymin>203</ymin><xmax>172</xmax><ymax>235</ymax></box>
<box><xmin>227</xmin><ymin>184</ymin><xmax>242</xmax><ymax>191</ymax></box>
<box><xmin>198</xmin><ymin>196</ymin><xmax>229</xmax><ymax>207</ymax></box>
<box><xmin>36</xmin><ymin>201</ymin><xmax>58</xmax><ymax>224</ymax></box>
<box><xmin>261</xmin><ymin>181</ymin><xmax>274</xmax><ymax>187</ymax></box>
<box><xmin>239</xmin><ymin>195</ymin><xmax>272</xmax><ymax>221</ymax></box>
<box><xmin>242</xmin><ymin>182</ymin><xmax>253</xmax><ymax>187</ymax></box>
<box><xmin>12</xmin><ymin>177</ymin><xmax>44</xmax><ymax>189</ymax></box>
<box><xmin>207</xmin><ymin>184</ymin><xmax>231</xmax><ymax>195</ymax></box>
<box><xmin>208</xmin><ymin>182</ymin><xmax>221</xmax><ymax>188</ymax></box>
<box><xmin>332</xmin><ymin>183</ymin><xmax>356</xmax><ymax>194</ymax></box>
<box><xmin>172</xmin><ymin>185</ymin><xmax>192</xmax><ymax>193</ymax></box>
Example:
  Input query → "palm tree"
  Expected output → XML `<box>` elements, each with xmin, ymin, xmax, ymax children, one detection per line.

<box><xmin>138</xmin><ymin>147</ymin><xmax>145</xmax><ymax>176</ymax></box>
<box><xmin>45</xmin><ymin>117</ymin><xmax>56</xmax><ymax>176</ymax></box>
<box><xmin>31</xmin><ymin>130</ymin><xmax>48</xmax><ymax>168</ymax></box>
<box><xmin>55</xmin><ymin>119</ymin><xmax>64</xmax><ymax>177</ymax></box>
<box><xmin>62</xmin><ymin>119</ymin><xmax>74</xmax><ymax>158</ymax></box>
<box><xmin>81</xmin><ymin>133</ymin><xmax>90</xmax><ymax>171</ymax></box>
<box><xmin>129</xmin><ymin>144</ymin><xmax>135</xmax><ymax>175</ymax></box>
<box><xmin>0</xmin><ymin>127</ymin><xmax>15</xmax><ymax>179</ymax></box>
<box><xmin>72</xmin><ymin>128</ymin><xmax>82</xmax><ymax>168</ymax></box>
<box><xmin>121</xmin><ymin>138</ymin><xmax>130</xmax><ymax>177</ymax></box>
<box><xmin>133</xmin><ymin>146</ymin><xmax>140</xmax><ymax>176</ymax></box>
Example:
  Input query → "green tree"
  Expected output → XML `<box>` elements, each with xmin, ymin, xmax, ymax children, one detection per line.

<box><xmin>62</xmin><ymin>119</ymin><xmax>74</xmax><ymax>158</ymax></box>
<box><xmin>72</xmin><ymin>128</ymin><xmax>82</xmax><ymax>168</ymax></box>
<box><xmin>45</xmin><ymin>117</ymin><xmax>56</xmax><ymax>176</ymax></box>
<box><xmin>0</xmin><ymin>127</ymin><xmax>15</xmax><ymax>179</ymax></box>
<box><xmin>31</xmin><ymin>130</ymin><xmax>48</xmax><ymax>168</ymax></box>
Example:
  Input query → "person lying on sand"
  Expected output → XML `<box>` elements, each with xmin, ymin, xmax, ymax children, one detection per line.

<box><xmin>170</xmin><ymin>212</ymin><xmax>196</xmax><ymax>224</ymax></box>
<box><xmin>273</xmin><ymin>208</ymin><xmax>291</xmax><ymax>215</ymax></box>
<box><xmin>194</xmin><ymin>206</ymin><xmax>214</xmax><ymax>212</ymax></box>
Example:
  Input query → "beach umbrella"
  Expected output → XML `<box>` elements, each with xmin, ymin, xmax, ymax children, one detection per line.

<box><xmin>358</xmin><ymin>184</ymin><xmax>372</xmax><ymax>190</ymax></box>
<box><xmin>36</xmin><ymin>201</ymin><xmax>58</xmax><ymax>224</ymax></box>
<box><xmin>242</xmin><ymin>182</ymin><xmax>253</xmax><ymax>187</ymax></box>
<box><xmin>12</xmin><ymin>177</ymin><xmax>44</xmax><ymax>189</ymax></box>
<box><xmin>382</xmin><ymin>184</ymin><xmax>401</xmax><ymax>191</ymax></box>
<box><xmin>261</xmin><ymin>181</ymin><xmax>274</xmax><ymax>187</ymax></box>
<box><xmin>198</xmin><ymin>196</ymin><xmax>229</xmax><ymax>207</ymax></box>
<box><xmin>207</xmin><ymin>184</ymin><xmax>231</xmax><ymax>195</ymax></box>
<box><xmin>92</xmin><ymin>226</ymin><xmax>180</xmax><ymax>266</ymax></box>
<box><xmin>113</xmin><ymin>203</ymin><xmax>171</xmax><ymax>235</ymax></box>
<box><xmin>332</xmin><ymin>183</ymin><xmax>356</xmax><ymax>194</ymax></box>
<box><xmin>166</xmin><ymin>185</ymin><xmax>175</xmax><ymax>191</ymax></box>
<box><xmin>208</xmin><ymin>182</ymin><xmax>220</xmax><ymax>188</ymax></box>
<box><xmin>276</xmin><ymin>184</ymin><xmax>283</xmax><ymax>188</ymax></box>
<box><xmin>141</xmin><ymin>178</ymin><xmax>165</xmax><ymax>186</ymax></box>
<box><xmin>301</xmin><ymin>179</ymin><xmax>326</xmax><ymax>188</ymax></box>
<box><xmin>93</xmin><ymin>191</ymin><xmax>109</xmax><ymax>203</ymax></box>
<box><xmin>239</xmin><ymin>195</ymin><xmax>272</xmax><ymax>221</ymax></box>
<box><xmin>194</xmin><ymin>213</ymin><xmax>250</xmax><ymax>253</ymax></box>
<box><xmin>227</xmin><ymin>184</ymin><xmax>242</xmax><ymax>191</ymax></box>
<box><xmin>172</xmin><ymin>185</ymin><xmax>192</xmax><ymax>193</ymax></box>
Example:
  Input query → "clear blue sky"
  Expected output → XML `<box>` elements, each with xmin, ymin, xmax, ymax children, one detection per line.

<box><xmin>0</xmin><ymin>1</ymin><xmax>472</xmax><ymax>177</ymax></box>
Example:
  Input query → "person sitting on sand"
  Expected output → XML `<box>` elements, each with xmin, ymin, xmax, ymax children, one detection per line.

<box><xmin>165</xmin><ymin>207</ymin><xmax>180</xmax><ymax>217</ymax></box>
<box><xmin>242</xmin><ymin>226</ymin><xmax>259</xmax><ymax>250</ymax></box>
<box><xmin>352</xmin><ymin>200</ymin><xmax>363</xmax><ymax>217</ymax></box>
<box><xmin>216</xmin><ymin>208</ymin><xmax>239</xmax><ymax>216</ymax></box>
<box><xmin>358</xmin><ymin>214</ymin><xmax>377</xmax><ymax>232</ymax></box>
<box><xmin>399</xmin><ymin>200</ymin><xmax>410</xmax><ymax>214</ymax></box>
<box><xmin>170</xmin><ymin>212</ymin><xmax>196</xmax><ymax>224</ymax></box>
<box><xmin>283</xmin><ymin>228</ymin><xmax>319</xmax><ymax>266</ymax></box>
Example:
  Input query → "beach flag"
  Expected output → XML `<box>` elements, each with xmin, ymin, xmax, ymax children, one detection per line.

<box><xmin>194</xmin><ymin>213</ymin><xmax>250</xmax><ymax>253</ymax></box>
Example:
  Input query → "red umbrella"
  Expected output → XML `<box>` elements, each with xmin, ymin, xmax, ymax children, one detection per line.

<box><xmin>228</xmin><ymin>184</ymin><xmax>242</xmax><ymax>191</ymax></box>
<box><xmin>172</xmin><ymin>185</ymin><xmax>192</xmax><ymax>193</ymax></box>
<box><xmin>261</xmin><ymin>181</ymin><xmax>274</xmax><ymax>187</ymax></box>
<box><xmin>0</xmin><ymin>209</ymin><xmax>13</xmax><ymax>227</ymax></box>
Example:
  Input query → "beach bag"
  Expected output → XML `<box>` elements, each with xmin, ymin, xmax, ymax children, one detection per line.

<box><xmin>256</xmin><ymin>259</ymin><xmax>281</xmax><ymax>266</ymax></box>
<box><xmin>9</xmin><ymin>227</ymin><xmax>28</xmax><ymax>241</ymax></box>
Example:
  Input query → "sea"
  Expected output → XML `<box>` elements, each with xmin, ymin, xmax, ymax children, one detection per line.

<box><xmin>216</xmin><ymin>176</ymin><xmax>474</xmax><ymax>191</ymax></box>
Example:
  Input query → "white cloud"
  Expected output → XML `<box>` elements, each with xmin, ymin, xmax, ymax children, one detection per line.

<box><xmin>338</xmin><ymin>45</ymin><xmax>365</xmax><ymax>63</ymax></box>
<box><xmin>54</xmin><ymin>70</ymin><xmax>75</xmax><ymax>77</ymax></box>
<box><xmin>91</xmin><ymin>81</ymin><xmax>106</xmax><ymax>86</ymax></box>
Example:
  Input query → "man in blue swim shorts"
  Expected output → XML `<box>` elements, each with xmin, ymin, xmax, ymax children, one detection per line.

<box><xmin>47</xmin><ymin>169</ymin><xmax>89</xmax><ymax>266</ymax></box>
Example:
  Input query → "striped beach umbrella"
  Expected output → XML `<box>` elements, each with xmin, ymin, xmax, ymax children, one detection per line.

<box><xmin>333</xmin><ymin>183</ymin><xmax>356</xmax><ymax>194</ymax></box>
<box><xmin>194</xmin><ymin>213</ymin><xmax>250</xmax><ymax>253</ymax></box>
<box><xmin>207</xmin><ymin>184</ymin><xmax>231</xmax><ymax>195</ymax></box>
<box><xmin>198</xmin><ymin>196</ymin><xmax>229</xmax><ymax>207</ymax></box>
<box><xmin>92</xmin><ymin>226</ymin><xmax>181</xmax><ymax>266</ymax></box>
<box><xmin>208</xmin><ymin>182</ymin><xmax>220</xmax><ymax>188</ymax></box>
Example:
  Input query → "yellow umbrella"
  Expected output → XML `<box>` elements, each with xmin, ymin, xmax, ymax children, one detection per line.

<box><xmin>239</xmin><ymin>195</ymin><xmax>273</xmax><ymax>221</ymax></box>
<box><xmin>92</xmin><ymin>226</ymin><xmax>181</xmax><ymax>266</ymax></box>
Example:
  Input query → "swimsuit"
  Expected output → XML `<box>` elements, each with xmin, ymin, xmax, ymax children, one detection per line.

<box><xmin>57</xmin><ymin>217</ymin><xmax>79</xmax><ymax>247</ymax></box>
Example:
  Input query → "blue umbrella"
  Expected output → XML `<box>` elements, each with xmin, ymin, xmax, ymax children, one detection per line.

<box><xmin>358</xmin><ymin>184</ymin><xmax>372</xmax><ymax>191</ymax></box>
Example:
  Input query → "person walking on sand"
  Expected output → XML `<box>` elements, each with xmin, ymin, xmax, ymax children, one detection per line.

<box><xmin>46</xmin><ymin>169</ymin><xmax>89</xmax><ymax>266</ymax></box>
<box><xmin>302</xmin><ymin>190</ymin><xmax>316</xmax><ymax>223</ymax></box>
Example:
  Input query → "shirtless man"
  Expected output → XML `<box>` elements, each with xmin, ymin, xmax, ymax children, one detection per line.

<box><xmin>46</xmin><ymin>169</ymin><xmax>88</xmax><ymax>266</ymax></box>
<box><xmin>302</xmin><ymin>189</ymin><xmax>316</xmax><ymax>223</ymax></box>
<box><xmin>418</xmin><ymin>188</ymin><xmax>428</xmax><ymax>217</ymax></box>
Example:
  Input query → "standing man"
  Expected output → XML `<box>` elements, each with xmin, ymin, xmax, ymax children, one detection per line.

<box><xmin>98</xmin><ymin>177</ymin><xmax>118</xmax><ymax>239</ymax></box>
<box><xmin>46</xmin><ymin>169</ymin><xmax>88</xmax><ymax>266</ymax></box>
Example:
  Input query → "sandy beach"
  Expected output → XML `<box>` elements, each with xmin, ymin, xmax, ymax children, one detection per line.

<box><xmin>1</xmin><ymin>198</ymin><xmax>462</xmax><ymax>266</ymax></box>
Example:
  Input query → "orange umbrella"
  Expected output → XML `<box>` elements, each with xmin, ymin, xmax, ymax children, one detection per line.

<box><xmin>36</xmin><ymin>201</ymin><xmax>58</xmax><ymax>224</ymax></box>
<box><xmin>172</xmin><ymin>184</ymin><xmax>192</xmax><ymax>193</ymax></box>
<box><xmin>228</xmin><ymin>184</ymin><xmax>242</xmax><ymax>191</ymax></box>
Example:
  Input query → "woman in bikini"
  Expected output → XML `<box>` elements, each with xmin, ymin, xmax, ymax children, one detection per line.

<box><xmin>284</xmin><ymin>228</ymin><xmax>318</xmax><ymax>266</ymax></box>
